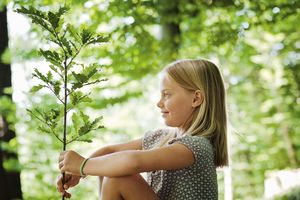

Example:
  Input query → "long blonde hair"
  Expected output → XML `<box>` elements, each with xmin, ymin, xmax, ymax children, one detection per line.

<box><xmin>158</xmin><ymin>59</ymin><xmax>228</xmax><ymax>167</ymax></box>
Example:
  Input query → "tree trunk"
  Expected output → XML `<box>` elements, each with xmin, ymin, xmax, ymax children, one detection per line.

<box><xmin>158</xmin><ymin>0</ymin><xmax>180</xmax><ymax>61</ymax></box>
<box><xmin>282</xmin><ymin>123</ymin><xmax>298</xmax><ymax>167</ymax></box>
<box><xmin>0</xmin><ymin>6</ymin><xmax>23</xmax><ymax>200</ymax></box>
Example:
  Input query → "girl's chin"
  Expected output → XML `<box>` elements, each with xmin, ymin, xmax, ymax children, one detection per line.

<box><xmin>164</xmin><ymin>120</ymin><xmax>177</xmax><ymax>127</ymax></box>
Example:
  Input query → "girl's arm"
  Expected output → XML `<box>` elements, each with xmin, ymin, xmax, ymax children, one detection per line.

<box><xmin>88</xmin><ymin>138</ymin><xmax>142</xmax><ymax>158</ymax></box>
<box><xmin>57</xmin><ymin>138</ymin><xmax>142</xmax><ymax>196</ymax></box>
<box><xmin>59</xmin><ymin>143</ymin><xmax>194</xmax><ymax>177</ymax></box>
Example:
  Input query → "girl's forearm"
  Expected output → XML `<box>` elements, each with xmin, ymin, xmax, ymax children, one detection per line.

<box><xmin>88</xmin><ymin>145</ymin><xmax>115</xmax><ymax>158</ymax></box>
<box><xmin>83</xmin><ymin>150</ymin><xmax>139</xmax><ymax>177</ymax></box>
<box><xmin>88</xmin><ymin>139</ymin><xmax>142</xmax><ymax>159</ymax></box>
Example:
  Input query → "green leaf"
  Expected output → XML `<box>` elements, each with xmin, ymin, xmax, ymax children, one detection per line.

<box><xmin>79</xmin><ymin>111</ymin><xmax>89</xmax><ymax>124</ymax></box>
<box><xmin>84</xmin><ymin>65</ymin><xmax>98</xmax><ymax>80</ymax></box>
<box><xmin>30</xmin><ymin>85</ymin><xmax>45</xmax><ymax>93</ymax></box>
<box><xmin>32</xmin><ymin>68</ymin><xmax>48</xmax><ymax>83</ymax></box>
<box><xmin>57</xmin><ymin>6</ymin><xmax>70</xmax><ymax>17</ymax></box>
<box><xmin>97</xmin><ymin>125</ymin><xmax>105</xmax><ymax>129</ymax></box>
<box><xmin>61</xmin><ymin>38</ymin><xmax>72</xmax><ymax>55</ymax></box>
<box><xmin>49</xmin><ymin>108</ymin><xmax>60</xmax><ymax>120</ymax></box>
<box><xmin>70</xmin><ymin>91</ymin><xmax>92</xmax><ymax>106</ymax></box>
<box><xmin>37</xmin><ymin>125</ymin><xmax>51</xmax><ymax>134</ymax></box>
<box><xmin>75</xmin><ymin>138</ymin><xmax>93</xmax><ymax>143</ymax></box>
<box><xmin>81</xmin><ymin>29</ymin><xmax>92</xmax><ymax>45</ymax></box>
<box><xmin>39</xmin><ymin>49</ymin><xmax>62</xmax><ymax>68</ymax></box>
<box><xmin>47</xmin><ymin>11</ymin><xmax>59</xmax><ymax>30</ymax></box>
<box><xmin>70</xmin><ymin>64</ymin><xmax>104</xmax><ymax>90</ymax></box>
<box><xmin>67</xmin><ymin>24</ymin><xmax>81</xmax><ymax>43</ymax></box>
<box><xmin>49</xmin><ymin>64</ymin><xmax>58</xmax><ymax>73</ymax></box>
<box><xmin>81</xmin><ymin>95</ymin><xmax>92</xmax><ymax>103</ymax></box>
<box><xmin>71</xmin><ymin>82</ymin><xmax>83</xmax><ymax>90</ymax></box>
<box><xmin>31</xmin><ymin>16</ymin><xmax>54</xmax><ymax>35</ymax></box>
<box><xmin>71</xmin><ymin>112</ymin><xmax>80</xmax><ymax>134</ymax></box>
<box><xmin>78</xmin><ymin>124</ymin><xmax>89</xmax><ymax>136</ymax></box>
<box><xmin>70</xmin><ymin>91</ymin><xmax>81</xmax><ymax>105</ymax></box>
<box><xmin>91</xmin><ymin>116</ymin><xmax>103</xmax><ymax>127</ymax></box>
<box><xmin>53</xmin><ymin>81</ymin><xmax>61</xmax><ymax>96</ymax></box>
<box><xmin>49</xmin><ymin>64</ymin><xmax>63</xmax><ymax>77</ymax></box>
<box><xmin>76</xmin><ymin>115</ymin><xmax>103</xmax><ymax>137</ymax></box>
<box><xmin>46</xmin><ymin>71</ymin><xmax>53</xmax><ymax>81</ymax></box>
<box><xmin>15</xmin><ymin>6</ymin><xmax>46</xmax><ymax>19</ymax></box>
<box><xmin>72</xmin><ymin>71</ymin><xmax>88</xmax><ymax>85</ymax></box>
<box><xmin>86</xmin><ymin>35</ymin><xmax>109</xmax><ymax>45</ymax></box>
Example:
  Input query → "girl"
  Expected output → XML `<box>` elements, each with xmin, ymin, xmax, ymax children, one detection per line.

<box><xmin>57</xmin><ymin>59</ymin><xmax>228</xmax><ymax>200</ymax></box>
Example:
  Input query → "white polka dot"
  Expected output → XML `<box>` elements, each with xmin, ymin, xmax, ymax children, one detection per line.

<box><xmin>143</xmin><ymin>129</ymin><xmax>218</xmax><ymax>200</ymax></box>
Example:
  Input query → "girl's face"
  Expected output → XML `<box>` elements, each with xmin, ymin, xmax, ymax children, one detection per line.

<box><xmin>157</xmin><ymin>74</ymin><xmax>195</xmax><ymax>130</ymax></box>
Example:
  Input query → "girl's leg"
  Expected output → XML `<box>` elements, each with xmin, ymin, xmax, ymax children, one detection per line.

<box><xmin>98</xmin><ymin>176</ymin><xmax>104</xmax><ymax>198</ymax></box>
<box><xmin>99</xmin><ymin>174</ymin><xmax>158</xmax><ymax>200</ymax></box>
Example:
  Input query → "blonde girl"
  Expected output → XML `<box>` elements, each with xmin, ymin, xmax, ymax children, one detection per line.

<box><xmin>57</xmin><ymin>59</ymin><xmax>228</xmax><ymax>200</ymax></box>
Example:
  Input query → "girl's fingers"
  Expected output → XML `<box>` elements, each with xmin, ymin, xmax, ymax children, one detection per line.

<box><xmin>59</xmin><ymin>163</ymin><xmax>66</xmax><ymax>173</ymax></box>
<box><xmin>56</xmin><ymin>179</ymin><xmax>64</xmax><ymax>193</ymax></box>
<box><xmin>58</xmin><ymin>152</ymin><xmax>66</xmax><ymax>162</ymax></box>
<box><xmin>63</xmin><ymin>191</ymin><xmax>71</xmax><ymax>198</ymax></box>
<box><xmin>59</xmin><ymin>161</ymin><xmax>64</xmax><ymax>170</ymax></box>
<box><xmin>64</xmin><ymin>184</ymin><xmax>69</xmax><ymax>190</ymax></box>
<box><xmin>57</xmin><ymin>174</ymin><xmax>73</xmax><ymax>193</ymax></box>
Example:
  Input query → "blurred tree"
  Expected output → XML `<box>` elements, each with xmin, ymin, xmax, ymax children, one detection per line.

<box><xmin>0</xmin><ymin>5</ymin><xmax>22</xmax><ymax>200</ymax></box>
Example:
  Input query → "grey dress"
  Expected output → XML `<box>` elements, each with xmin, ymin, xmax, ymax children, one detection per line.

<box><xmin>142</xmin><ymin>129</ymin><xmax>218</xmax><ymax>200</ymax></box>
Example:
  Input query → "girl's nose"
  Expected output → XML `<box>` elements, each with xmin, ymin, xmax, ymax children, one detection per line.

<box><xmin>156</xmin><ymin>98</ymin><xmax>163</xmax><ymax>108</ymax></box>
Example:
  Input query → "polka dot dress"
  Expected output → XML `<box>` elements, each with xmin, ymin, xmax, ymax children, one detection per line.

<box><xmin>142</xmin><ymin>129</ymin><xmax>218</xmax><ymax>200</ymax></box>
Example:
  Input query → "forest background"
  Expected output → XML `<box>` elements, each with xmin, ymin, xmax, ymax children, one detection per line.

<box><xmin>0</xmin><ymin>0</ymin><xmax>299</xmax><ymax>199</ymax></box>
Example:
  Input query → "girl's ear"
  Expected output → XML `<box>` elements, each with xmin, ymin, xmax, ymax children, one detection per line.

<box><xmin>192</xmin><ymin>90</ymin><xmax>203</xmax><ymax>108</ymax></box>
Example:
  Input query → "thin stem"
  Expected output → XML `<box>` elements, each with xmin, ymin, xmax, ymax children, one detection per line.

<box><xmin>63</xmin><ymin>58</ymin><xmax>67</xmax><ymax>151</ymax></box>
<box><xmin>44</xmin><ymin>83</ymin><xmax>64</xmax><ymax>104</ymax></box>
<box><xmin>66</xmin><ymin>93</ymin><xmax>90</xmax><ymax>112</ymax></box>
<box><xmin>66</xmin><ymin>46</ymin><xmax>83</xmax><ymax>69</ymax></box>
<box><xmin>28</xmin><ymin>110</ymin><xmax>64</xmax><ymax>143</ymax></box>
<box><xmin>82</xmin><ymin>79</ymin><xmax>108</xmax><ymax>87</ymax></box>
<box><xmin>51</xmin><ymin>22</ymin><xmax>69</xmax><ymax>199</ymax></box>
<box><xmin>67</xmin><ymin>78</ymin><xmax>107</xmax><ymax>97</ymax></box>
<box><xmin>66</xmin><ymin>128</ymin><xmax>99</xmax><ymax>145</ymax></box>
<box><xmin>62</xmin><ymin>51</ymin><xmax>68</xmax><ymax>200</ymax></box>
<box><xmin>50</xmin><ymin>24</ymin><xmax>67</xmax><ymax>57</ymax></box>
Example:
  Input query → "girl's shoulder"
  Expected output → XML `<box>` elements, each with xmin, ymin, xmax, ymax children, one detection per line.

<box><xmin>168</xmin><ymin>135</ymin><xmax>215</xmax><ymax>164</ymax></box>
<box><xmin>142</xmin><ymin>128</ymin><xmax>169</xmax><ymax>150</ymax></box>
<box><xmin>170</xmin><ymin>135</ymin><xmax>213</xmax><ymax>151</ymax></box>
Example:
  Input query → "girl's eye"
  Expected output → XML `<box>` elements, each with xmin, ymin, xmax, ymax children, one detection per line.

<box><xmin>163</xmin><ymin>93</ymin><xmax>170</xmax><ymax>98</ymax></box>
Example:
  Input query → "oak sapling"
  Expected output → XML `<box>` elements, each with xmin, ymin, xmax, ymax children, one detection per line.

<box><xmin>16</xmin><ymin>5</ymin><xmax>108</xmax><ymax>199</ymax></box>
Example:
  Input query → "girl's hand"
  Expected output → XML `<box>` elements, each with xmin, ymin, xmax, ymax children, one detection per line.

<box><xmin>59</xmin><ymin>150</ymin><xmax>85</xmax><ymax>175</ymax></box>
<box><xmin>56</xmin><ymin>173</ymin><xmax>81</xmax><ymax>198</ymax></box>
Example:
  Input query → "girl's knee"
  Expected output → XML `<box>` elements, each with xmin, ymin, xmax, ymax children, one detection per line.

<box><xmin>102</xmin><ymin>176</ymin><xmax>120</xmax><ymax>189</ymax></box>
<box><xmin>102</xmin><ymin>175</ymin><xmax>135</xmax><ymax>188</ymax></box>
<box><xmin>101</xmin><ymin>177</ymin><xmax>124</xmax><ymax>200</ymax></box>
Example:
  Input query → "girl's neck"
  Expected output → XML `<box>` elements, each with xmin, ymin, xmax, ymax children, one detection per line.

<box><xmin>176</xmin><ymin>128</ymin><xmax>186</xmax><ymax>137</ymax></box>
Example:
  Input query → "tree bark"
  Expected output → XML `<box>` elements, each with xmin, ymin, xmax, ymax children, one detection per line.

<box><xmin>0</xmin><ymin>6</ymin><xmax>23</xmax><ymax>200</ymax></box>
<box><xmin>282</xmin><ymin>123</ymin><xmax>298</xmax><ymax>167</ymax></box>
<box><xmin>158</xmin><ymin>0</ymin><xmax>180</xmax><ymax>61</ymax></box>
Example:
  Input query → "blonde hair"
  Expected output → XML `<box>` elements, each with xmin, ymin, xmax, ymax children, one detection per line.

<box><xmin>158</xmin><ymin>59</ymin><xmax>228</xmax><ymax>167</ymax></box>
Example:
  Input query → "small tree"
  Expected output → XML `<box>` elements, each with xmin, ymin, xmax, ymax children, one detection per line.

<box><xmin>16</xmin><ymin>5</ymin><xmax>107</xmax><ymax>199</ymax></box>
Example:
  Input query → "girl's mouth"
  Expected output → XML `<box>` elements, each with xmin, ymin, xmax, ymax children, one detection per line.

<box><xmin>161</xmin><ymin>111</ymin><xmax>169</xmax><ymax>117</ymax></box>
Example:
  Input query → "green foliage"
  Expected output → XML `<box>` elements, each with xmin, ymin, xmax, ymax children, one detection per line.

<box><xmin>0</xmin><ymin>95</ymin><xmax>17</xmax><ymax>124</ymax></box>
<box><xmin>15</xmin><ymin>5</ymin><xmax>107</xmax><ymax>145</ymax></box>
<box><xmin>0</xmin><ymin>47</ymin><xmax>11</xmax><ymax>64</ymax></box>
<box><xmin>275</xmin><ymin>187</ymin><xmax>300</xmax><ymax>200</ymax></box>
<box><xmin>0</xmin><ymin>91</ymin><xmax>20</xmax><ymax>173</ymax></box>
